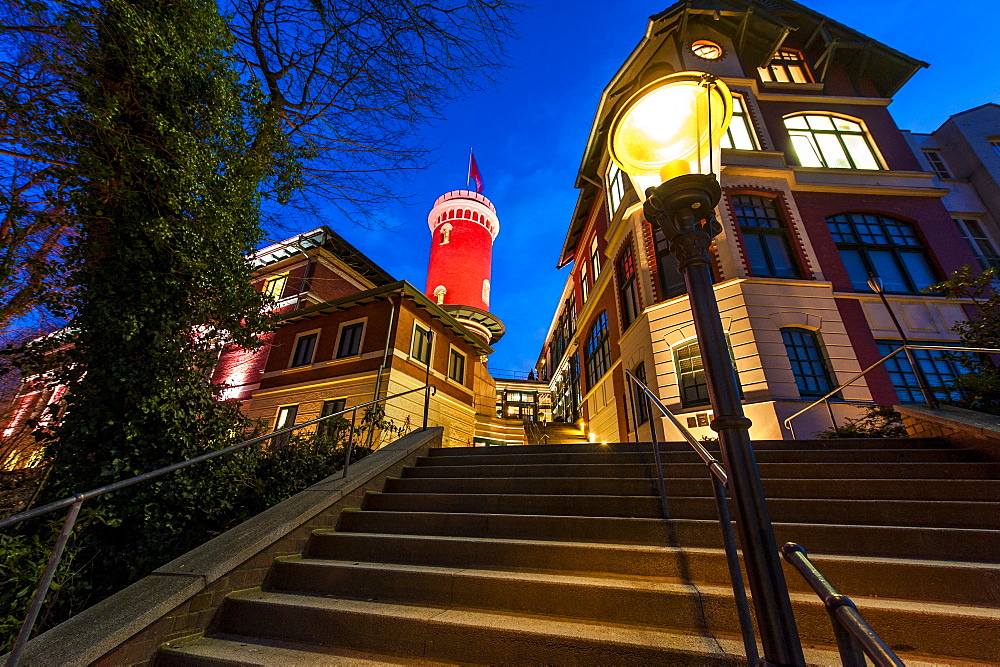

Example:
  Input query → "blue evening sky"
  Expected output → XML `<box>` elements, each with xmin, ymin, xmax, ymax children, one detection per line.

<box><xmin>294</xmin><ymin>1</ymin><xmax>1000</xmax><ymax>376</ymax></box>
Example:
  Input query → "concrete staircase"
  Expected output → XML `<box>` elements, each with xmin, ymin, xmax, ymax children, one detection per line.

<box><xmin>158</xmin><ymin>438</ymin><xmax>1000</xmax><ymax>664</ymax></box>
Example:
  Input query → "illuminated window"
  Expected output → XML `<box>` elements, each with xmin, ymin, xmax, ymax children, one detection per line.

<box><xmin>617</xmin><ymin>242</ymin><xmax>642</xmax><ymax>328</ymax></box>
<box><xmin>922</xmin><ymin>150</ymin><xmax>952</xmax><ymax>179</ymax></box>
<box><xmin>482</xmin><ymin>279</ymin><xmax>490</xmax><ymax>307</ymax></box>
<box><xmin>440</xmin><ymin>223</ymin><xmax>453</xmax><ymax>244</ymax></box>
<box><xmin>954</xmin><ymin>218</ymin><xmax>1000</xmax><ymax>270</ymax></box>
<box><xmin>336</xmin><ymin>321</ymin><xmax>364</xmax><ymax>358</ymax></box>
<box><xmin>273</xmin><ymin>404</ymin><xmax>298</xmax><ymax>447</ymax></box>
<box><xmin>732</xmin><ymin>195</ymin><xmax>800</xmax><ymax>278</ymax></box>
<box><xmin>584</xmin><ymin>311</ymin><xmax>611</xmax><ymax>388</ymax></box>
<box><xmin>590</xmin><ymin>235</ymin><xmax>602</xmax><ymax>277</ymax></box>
<box><xmin>781</xmin><ymin>328</ymin><xmax>832</xmax><ymax>397</ymax></box>
<box><xmin>758</xmin><ymin>49</ymin><xmax>812</xmax><ymax>83</ymax></box>
<box><xmin>674</xmin><ymin>342</ymin><xmax>710</xmax><ymax>408</ymax></box>
<box><xmin>411</xmin><ymin>323</ymin><xmax>432</xmax><ymax>365</ymax></box>
<box><xmin>827</xmin><ymin>213</ymin><xmax>937</xmax><ymax>293</ymax></box>
<box><xmin>290</xmin><ymin>332</ymin><xmax>318</xmax><ymax>367</ymax></box>
<box><xmin>607</xmin><ymin>164</ymin><xmax>629</xmax><ymax>217</ymax></box>
<box><xmin>784</xmin><ymin>114</ymin><xmax>880</xmax><ymax>170</ymax></box>
<box><xmin>263</xmin><ymin>273</ymin><xmax>288</xmax><ymax>300</ymax></box>
<box><xmin>691</xmin><ymin>40</ymin><xmax>723</xmax><ymax>60</ymax></box>
<box><xmin>580</xmin><ymin>261</ymin><xmax>589</xmax><ymax>302</ymax></box>
<box><xmin>448</xmin><ymin>348</ymin><xmax>466</xmax><ymax>384</ymax></box>
<box><xmin>720</xmin><ymin>94</ymin><xmax>759</xmax><ymax>151</ymax></box>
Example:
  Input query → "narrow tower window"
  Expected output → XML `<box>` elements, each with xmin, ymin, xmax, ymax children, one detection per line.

<box><xmin>440</xmin><ymin>223</ymin><xmax>452</xmax><ymax>245</ymax></box>
<box><xmin>433</xmin><ymin>285</ymin><xmax>447</xmax><ymax>305</ymax></box>
<box><xmin>482</xmin><ymin>279</ymin><xmax>491</xmax><ymax>307</ymax></box>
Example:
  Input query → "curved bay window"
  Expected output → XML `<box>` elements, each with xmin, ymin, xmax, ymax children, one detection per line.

<box><xmin>781</xmin><ymin>328</ymin><xmax>832</xmax><ymax>397</ymax></box>
<box><xmin>584</xmin><ymin>311</ymin><xmax>611</xmax><ymax>389</ymax></box>
<box><xmin>732</xmin><ymin>194</ymin><xmax>800</xmax><ymax>278</ymax></box>
<box><xmin>784</xmin><ymin>114</ymin><xmax>881</xmax><ymax>170</ymax></box>
<box><xmin>827</xmin><ymin>213</ymin><xmax>938</xmax><ymax>293</ymax></box>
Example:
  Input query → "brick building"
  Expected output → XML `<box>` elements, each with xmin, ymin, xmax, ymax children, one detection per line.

<box><xmin>535</xmin><ymin>0</ymin><xmax>986</xmax><ymax>441</ymax></box>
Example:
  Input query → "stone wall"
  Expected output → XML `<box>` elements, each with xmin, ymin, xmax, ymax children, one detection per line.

<box><xmin>897</xmin><ymin>405</ymin><xmax>1000</xmax><ymax>461</ymax></box>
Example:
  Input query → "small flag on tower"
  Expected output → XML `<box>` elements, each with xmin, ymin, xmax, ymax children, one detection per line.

<box><xmin>467</xmin><ymin>149</ymin><xmax>484</xmax><ymax>194</ymax></box>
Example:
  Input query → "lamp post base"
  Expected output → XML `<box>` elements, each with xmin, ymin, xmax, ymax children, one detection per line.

<box><xmin>644</xmin><ymin>173</ymin><xmax>805</xmax><ymax>666</ymax></box>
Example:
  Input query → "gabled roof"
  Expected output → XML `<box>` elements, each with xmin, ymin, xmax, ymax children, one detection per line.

<box><xmin>558</xmin><ymin>0</ymin><xmax>929</xmax><ymax>267</ymax></box>
<box><xmin>252</xmin><ymin>226</ymin><xmax>395</xmax><ymax>287</ymax></box>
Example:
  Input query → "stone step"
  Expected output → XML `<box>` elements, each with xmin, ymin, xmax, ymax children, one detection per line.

<box><xmin>384</xmin><ymin>475</ymin><xmax>1000</xmax><ymax>501</ymax></box>
<box><xmin>429</xmin><ymin>438</ymin><xmax>946</xmax><ymax>457</ymax></box>
<box><xmin>263</xmin><ymin>558</ymin><xmax>1000</xmax><ymax>662</ymax></box>
<box><xmin>417</xmin><ymin>448</ymin><xmax>978</xmax><ymax>467</ymax></box>
<box><xmin>303</xmin><ymin>532</ymin><xmax>1000</xmax><ymax>607</ymax></box>
<box><xmin>401</xmin><ymin>461</ymin><xmax>1000</xmax><ymax>480</ymax></box>
<box><xmin>210</xmin><ymin>590</ymin><xmax>747</xmax><ymax>665</ymax></box>
<box><xmin>157</xmin><ymin>633</ymin><xmax>450</xmax><ymax>666</ymax></box>
<box><xmin>334</xmin><ymin>510</ymin><xmax>1000</xmax><ymax>562</ymax></box>
<box><xmin>362</xmin><ymin>492</ymin><xmax>1000</xmax><ymax>529</ymax></box>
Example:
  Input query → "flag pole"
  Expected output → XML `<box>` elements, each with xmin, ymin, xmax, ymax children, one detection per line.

<box><xmin>467</xmin><ymin>147</ymin><xmax>472</xmax><ymax>190</ymax></box>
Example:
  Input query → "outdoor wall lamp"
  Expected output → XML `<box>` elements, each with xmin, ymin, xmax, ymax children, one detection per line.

<box><xmin>609</xmin><ymin>71</ymin><xmax>805</xmax><ymax>666</ymax></box>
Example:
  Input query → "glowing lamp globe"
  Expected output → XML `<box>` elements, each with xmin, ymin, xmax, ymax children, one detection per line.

<box><xmin>608</xmin><ymin>72</ymin><xmax>733</xmax><ymax>197</ymax></box>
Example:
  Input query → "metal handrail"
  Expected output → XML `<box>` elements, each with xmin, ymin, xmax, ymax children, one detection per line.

<box><xmin>622</xmin><ymin>368</ymin><xmax>758</xmax><ymax>665</ymax></box>
<box><xmin>1</xmin><ymin>382</ymin><xmax>437</xmax><ymax>666</ymax></box>
<box><xmin>782</xmin><ymin>543</ymin><xmax>903</xmax><ymax>667</ymax></box>
<box><xmin>784</xmin><ymin>344</ymin><xmax>1000</xmax><ymax>439</ymax></box>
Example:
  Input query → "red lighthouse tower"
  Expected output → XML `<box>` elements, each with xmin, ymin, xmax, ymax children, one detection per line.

<box><xmin>425</xmin><ymin>190</ymin><xmax>504</xmax><ymax>345</ymax></box>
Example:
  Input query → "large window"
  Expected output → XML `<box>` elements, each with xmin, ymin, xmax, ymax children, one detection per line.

<box><xmin>877</xmin><ymin>341</ymin><xmax>969</xmax><ymax>403</ymax></box>
<box><xmin>784</xmin><ymin>114</ymin><xmax>880</xmax><ymax>170</ymax></box>
<box><xmin>263</xmin><ymin>273</ymin><xmax>288</xmax><ymax>301</ymax></box>
<box><xmin>758</xmin><ymin>49</ymin><xmax>812</xmax><ymax>84</ymax></box>
<box><xmin>580</xmin><ymin>261</ymin><xmax>590</xmax><ymax>302</ymax></box>
<box><xmin>674</xmin><ymin>341</ymin><xmax>710</xmax><ymax>408</ymax></box>
<box><xmin>290</xmin><ymin>332</ymin><xmax>318</xmax><ymax>367</ymax></box>
<box><xmin>549</xmin><ymin>298</ymin><xmax>576</xmax><ymax>369</ymax></box>
<box><xmin>954</xmin><ymin>218</ymin><xmax>1000</xmax><ymax>270</ymax></box>
<box><xmin>827</xmin><ymin>213</ymin><xmax>937</xmax><ymax>293</ymax></box>
<box><xmin>448</xmin><ymin>348</ymin><xmax>466</xmax><ymax>384</ymax></box>
<box><xmin>411</xmin><ymin>323</ymin><xmax>433</xmax><ymax>365</ymax></box>
<box><xmin>336</xmin><ymin>321</ymin><xmax>364</xmax><ymax>358</ymax></box>
<box><xmin>781</xmin><ymin>328</ymin><xmax>832</xmax><ymax>397</ymax></box>
<box><xmin>584</xmin><ymin>311</ymin><xmax>611</xmax><ymax>389</ymax></box>
<box><xmin>590</xmin><ymin>235</ymin><xmax>602</xmax><ymax>277</ymax></box>
<box><xmin>652</xmin><ymin>225</ymin><xmax>687</xmax><ymax>300</ymax></box>
<box><xmin>732</xmin><ymin>195</ymin><xmax>800</xmax><ymax>278</ymax></box>
<box><xmin>617</xmin><ymin>243</ymin><xmax>642</xmax><ymax>328</ymax></box>
<box><xmin>720</xmin><ymin>94</ymin><xmax>759</xmax><ymax>151</ymax></box>
<box><xmin>607</xmin><ymin>164</ymin><xmax>629</xmax><ymax>217</ymax></box>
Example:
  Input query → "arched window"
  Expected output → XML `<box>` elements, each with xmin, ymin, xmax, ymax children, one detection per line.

<box><xmin>440</xmin><ymin>222</ymin><xmax>452</xmax><ymax>245</ymax></box>
<box><xmin>482</xmin><ymin>279</ymin><xmax>490</xmax><ymax>306</ymax></box>
<box><xmin>827</xmin><ymin>213</ymin><xmax>937</xmax><ymax>293</ymax></box>
<box><xmin>758</xmin><ymin>49</ymin><xmax>812</xmax><ymax>83</ymax></box>
<box><xmin>784</xmin><ymin>114</ymin><xmax>880</xmax><ymax>170</ymax></box>
<box><xmin>732</xmin><ymin>194</ymin><xmax>800</xmax><ymax>278</ymax></box>
<box><xmin>472</xmin><ymin>211</ymin><xmax>479</xmax><ymax>222</ymax></box>
<box><xmin>584</xmin><ymin>311</ymin><xmax>611</xmax><ymax>389</ymax></box>
<box><xmin>781</xmin><ymin>328</ymin><xmax>832</xmax><ymax>397</ymax></box>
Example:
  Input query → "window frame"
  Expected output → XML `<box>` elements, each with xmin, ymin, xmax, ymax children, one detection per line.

<box><xmin>922</xmin><ymin>150</ymin><xmax>952</xmax><ymax>179</ymax></box>
<box><xmin>262</xmin><ymin>272</ymin><xmax>289</xmax><ymax>301</ymax></box>
<box><xmin>631</xmin><ymin>361</ymin><xmax>650</xmax><ymax>426</ymax></box>
<box><xmin>731</xmin><ymin>194</ymin><xmax>801</xmax><ymax>279</ymax></box>
<box><xmin>334</xmin><ymin>318</ymin><xmax>366</xmax><ymax>359</ymax></box>
<box><xmin>758</xmin><ymin>49</ymin><xmax>813</xmax><ymax>84</ymax></box>
<box><xmin>289</xmin><ymin>329</ymin><xmax>320</xmax><ymax>368</ymax></box>
<box><xmin>826</xmin><ymin>212</ymin><xmax>938</xmax><ymax>294</ymax></box>
<box><xmin>673</xmin><ymin>341</ymin><xmax>711</xmax><ymax>409</ymax></box>
<box><xmin>606</xmin><ymin>164</ymin><xmax>629</xmax><ymax>218</ymax></box>
<box><xmin>410</xmin><ymin>321</ymin><xmax>434</xmax><ymax>366</ymax></box>
<box><xmin>584</xmin><ymin>311</ymin><xmax>611</xmax><ymax>390</ymax></box>
<box><xmin>616</xmin><ymin>241</ymin><xmax>642</xmax><ymax>329</ymax></box>
<box><xmin>720</xmin><ymin>93</ymin><xmax>760</xmax><ymax>151</ymax></box>
<box><xmin>273</xmin><ymin>404</ymin><xmax>299</xmax><ymax>447</ymax></box>
<box><xmin>448</xmin><ymin>346</ymin><xmax>467</xmax><ymax>385</ymax></box>
<box><xmin>580</xmin><ymin>260</ymin><xmax>590</xmax><ymax>302</ymax></box>
<box><xmin>784</xmin><ymin>113</ymin><xmax>883</xmax><ymax>171</ymax></box>
<box><xmin>990</xmin><ymin>137</ymin><xmax>1000</xmax><ymax>158</ymax></box>
<box><xmin>590</xmin><ymin>235</ymin><xmax>602</xmax><ymax>278</ymax></box>
<box><xmin>317</xmin><ymin>398</ymin><xmax>347</xmax><ymax>441</ymax></box>
<box><xmin>780</xmin><ymin>328</ymin><xmax>834</xmax><ymax>397</ymax></box>
<box><xmin>876</xmin><ymin>341</ymin><xmax>971</xmax><ymax>403</ymax></box>
<box><xmin>652</xmin><ymin>224</ymin><xmax>687</xmax><ymax>301</ymax></box>
<box><xmin>954</xmin><ymin>218</ymin><xmax>1000</xmax><ymax>270</ymax></box>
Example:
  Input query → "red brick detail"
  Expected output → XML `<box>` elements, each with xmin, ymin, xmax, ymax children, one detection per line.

<box><xmin>641</xmin><ymin>219</ymin><xmax>662</xmax><ymax>303</ymax></box>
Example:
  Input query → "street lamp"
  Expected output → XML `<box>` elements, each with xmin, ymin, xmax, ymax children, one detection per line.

<box><xmin>609</xmin><ymin>71</ymin><xmax>804</xmax><ymax>665</ymax></box>
<box><xmin>866</xmin><ymin>274</ymin><xmax>938</xmax><ymax>408</ymax></box>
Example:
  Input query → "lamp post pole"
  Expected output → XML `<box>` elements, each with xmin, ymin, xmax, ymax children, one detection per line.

<box><xmin>644</xmin><ymin>174</ymin><xmax>804</xmax><ymax>666</ymax></box>
<box><xmin>867</xmin><ymin>275</ymin><xmax>938</xmax><ymax>409</ymax></box>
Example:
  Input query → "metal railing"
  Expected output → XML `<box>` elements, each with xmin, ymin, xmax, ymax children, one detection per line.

<box><xmin>782</xmin><ymin>543</ymin><xmax>903</xmax><ymax>667</ymax></box>
<box><xmin>0</xmin><ymin>382</ymin><xmax>436</xmax><ymax>666</ymax></box>
<box><xmin>784</xmin><ymin>344</ymin><xmax>1000</xmax><ymax>439</ymax></box>
<box><xmin>623</xmin><ymin>369</ymin><xmax>759</xmax><ymax>665</ymax></box>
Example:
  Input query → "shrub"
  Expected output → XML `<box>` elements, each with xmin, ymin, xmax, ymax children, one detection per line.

<box><xmin>817</xmin><ymin>405</ymin><xmax>907</xmax><ymax>439</ymax></box>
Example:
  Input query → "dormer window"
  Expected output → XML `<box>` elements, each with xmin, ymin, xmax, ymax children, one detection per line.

<box><xmin>758</xmin><ymin>49</ymin><xmax>813</xmax><ymax>84</ymax></box>
<box><xmin>784</xmin><ymin>114</ymin><xmax>881</xmax><ymax>170</ymax></box>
